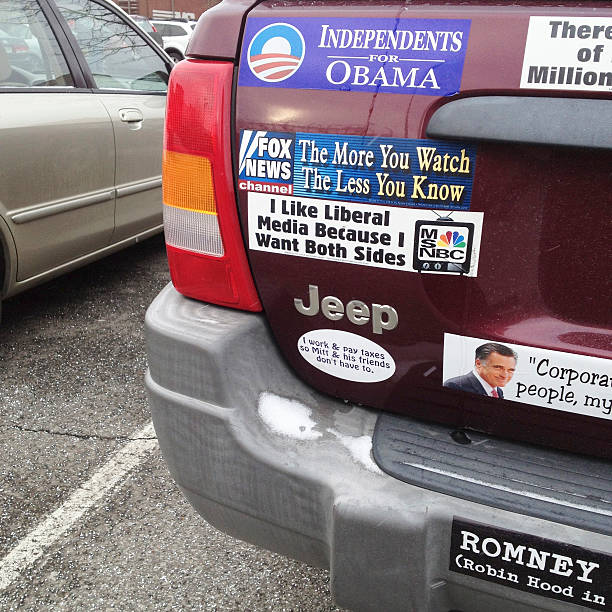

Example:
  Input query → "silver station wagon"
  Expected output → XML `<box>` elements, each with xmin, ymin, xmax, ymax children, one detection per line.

<box><xmin>0</xmin><ymin>0</ymin><xmax>173</xmax><ymax>316</ymax></box>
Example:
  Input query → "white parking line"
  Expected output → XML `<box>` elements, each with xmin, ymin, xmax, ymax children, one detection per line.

<box><xmin>0</xmin><ymin>421</ymin><xmax>158</xmax><ymax>591</ymax></box>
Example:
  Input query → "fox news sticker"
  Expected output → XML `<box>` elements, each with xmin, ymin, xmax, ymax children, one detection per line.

<box><xmin>239</xmin><ymin>130</ymin><xmax>295</xmax><ymax>194</ymax></box>
<box><xmin>239</xmin><ymin>17</ymin><xmax>471</xmax><ymax>96</ymax></box>
<box><xmin>443</xmin><ymin>333</ymin><xmax>612</xmax><ymax>419</ymax></box>
<box><xmin>239</xmin><ymin>130</ymin><xmax>477</xmax><ymax>211</ymax></box>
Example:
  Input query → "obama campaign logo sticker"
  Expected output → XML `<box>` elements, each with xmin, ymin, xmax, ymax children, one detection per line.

<box><xmin>247</xmin><ymin>23</ymin><xmax>305</xmax><ymax>82</ymax></box>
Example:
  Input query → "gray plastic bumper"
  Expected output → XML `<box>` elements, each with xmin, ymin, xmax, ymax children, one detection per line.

<box><xmin>145</xmin><ymin>284</ymin><xmax>612</xmax><ymax>612</ymax></box>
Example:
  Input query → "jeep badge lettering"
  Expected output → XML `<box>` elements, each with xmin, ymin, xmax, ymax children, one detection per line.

<box><xmin>294</xmin><ymin>284</ymin><xmax>398</xmax><ymax>334</ymax></box>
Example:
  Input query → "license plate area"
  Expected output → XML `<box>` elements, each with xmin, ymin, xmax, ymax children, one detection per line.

<box><xmin>450</xmin><ymin>518</ymin><xmax>611</xmax><ymax>610</ymax></box>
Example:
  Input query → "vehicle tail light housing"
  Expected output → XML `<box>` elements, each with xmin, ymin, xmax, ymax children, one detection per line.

<box><xmin>163</xmin><ymin>59</ymin><xmax>261</xmax><ymax>311</ymax></box>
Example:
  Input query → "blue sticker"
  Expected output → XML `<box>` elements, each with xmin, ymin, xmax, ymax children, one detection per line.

<box><xmin>239</xmin><ymin>17</ymin><xmax>471</xmax><ymax>96</ymax></box>
<box><xmin>239</xmin><ymin>131</ymin><xmax>476</xmax><ymax>211</ymax></box>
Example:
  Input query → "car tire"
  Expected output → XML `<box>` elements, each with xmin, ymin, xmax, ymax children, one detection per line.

<box><xmin>167</xmin><ymin>49</ymin><xmax>183</xmax><ymax>62</ymax></box>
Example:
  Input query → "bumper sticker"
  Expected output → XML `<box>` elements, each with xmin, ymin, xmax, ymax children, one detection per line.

<box><xmin>443</xmin><ymin>333</ymin><xmax>612</xmax><ymax>419</ymax></box>
<box><xmin>248</xmin><ymin>193</ymin><xmax>483</xmax><ymax>276</ymax></box>
<box><xmin>239</xmin><ymin>17</ymin><xmax>470</xmax><ymax>96</ymax></box>
<box><xmin>451</xmin><ymin>518</ymin><xmax>611</xmax><ymax>610</ymax></box>
<box><xmin>521</xmin><ymin>17</ymin><xmax>612</xmax><ymax>92</ymax></box>
<box><xmin>239</xmin><ymin>130</ymin><xmax>477</xmax><ymax>211</ymax></box>
<box><xmin>297</xmin><ymin>329</ymin><xmax>396</xmax><ymax>382</ymax></box>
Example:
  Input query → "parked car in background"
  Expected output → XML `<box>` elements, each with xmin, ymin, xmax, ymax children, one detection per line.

<box><xmin>146</xmin><ymin>0</ymin><xmax>612</xmax><ymax>611</ymax></box>
<box><xmin>150</xmin><ymin>19</ymin><xmax>192</xmax><ymax>61</ymax></box>
<box><xmin>0</xmin><ymin>0</ymin><xmax>173</xmax><ymax>317</ymax></box>
<box><xmin>0</xmin><ymin>24</ymin><xmax>42</xmax><ymax>72</ymax></box>
<box><xmin>129</xmin><ymin>14</ymin><xmax>164</xmax><ymax>48</ymax></box>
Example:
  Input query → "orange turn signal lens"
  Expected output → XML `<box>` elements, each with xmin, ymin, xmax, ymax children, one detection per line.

<box><xmin>162</xmin><ymin>150</ymin><xmax>216</xmax><ymax>215</ymax></box>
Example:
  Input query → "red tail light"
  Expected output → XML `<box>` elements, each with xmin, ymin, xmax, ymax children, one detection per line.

<box><xmin>163</xmin><ymin>59</ymin><xmax>261</xmax><ymax>311</ymax></box>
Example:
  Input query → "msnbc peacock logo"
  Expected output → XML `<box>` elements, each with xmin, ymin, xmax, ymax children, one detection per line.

<box><xmin>247</xmin><ymin>23</ymin><xmax>305</xmax><ymax>83</ymax></box>
<box><xmin>437</xmin><ymin>231</ymin><xmax>466</xmax><ymax>249</ymax></box>
<box><xmin>413</xmin><ymin>220</ymin><xmax>475</xmax><ymax>274</ymax></box>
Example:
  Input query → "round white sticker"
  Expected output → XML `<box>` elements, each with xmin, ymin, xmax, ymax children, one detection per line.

<box><xmin>297</xmin><ymin>329</ymin><xmax>396</xmax><ymax>383</ymax></box>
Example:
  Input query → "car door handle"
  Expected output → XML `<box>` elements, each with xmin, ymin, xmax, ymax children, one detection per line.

<box><xmin>119</xmin><ymin>108</ymin><xmax>144</xmax><ymax>123</ymax></box>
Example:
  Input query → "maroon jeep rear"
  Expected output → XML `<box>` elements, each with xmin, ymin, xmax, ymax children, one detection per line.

<box><xmin>147</xmin><ymin>1</ymin><xmax>612</xmax><ymax>610</ymax></box>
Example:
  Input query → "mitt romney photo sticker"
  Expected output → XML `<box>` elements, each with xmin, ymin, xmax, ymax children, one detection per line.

<box><xmin>443</xmin><ymin>333</ymin><xmax>612</xmax><ymax>419</ymax></box>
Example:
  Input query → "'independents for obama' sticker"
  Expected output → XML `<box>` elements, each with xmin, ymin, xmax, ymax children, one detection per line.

<box><xmin>239</xmin><ymin>17</ymin><xmax>471</xmax><ymax>96</ymax></box>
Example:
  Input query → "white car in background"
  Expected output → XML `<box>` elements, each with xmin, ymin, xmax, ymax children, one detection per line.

<box><xmin>150</xmin><ymin>19</ymin><xmax>192</xmax><ymax>62</ymax></box>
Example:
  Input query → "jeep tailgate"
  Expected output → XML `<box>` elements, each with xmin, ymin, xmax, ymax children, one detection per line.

<box><xmin>234</xmin><ymin>1</ymin><xmax>612</xmax><ymax>457</ymax></box>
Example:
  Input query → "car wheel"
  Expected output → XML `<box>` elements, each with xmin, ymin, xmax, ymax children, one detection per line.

<box><xmin>167</xmin><ymin>50</ymin><xmax>183</xmax><ymax>63</ymax></box>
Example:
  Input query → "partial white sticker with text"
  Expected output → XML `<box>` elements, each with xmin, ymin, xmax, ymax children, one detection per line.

<box><xmin>298</xmin><ymin>329</ymin><xmax>396</xmax><ymax>382</ymax></box>
<box><xmin>521</xmin><ymin>17</ymin><xmax>612</xmax><ymax>92</ymax></box>
<box><xmin>443</xmin><ymin>333</ymin><xmax>611</xmax><ymax>419</ymax></box>
<box><xmin>248</xmin><ymin>193</ymin><xmax>483</xmax><ymax>276</ymax></box>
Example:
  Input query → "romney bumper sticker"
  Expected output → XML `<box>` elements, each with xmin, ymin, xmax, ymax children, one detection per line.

<box><xmin>239</xmin><ymin>17</ymin><xmax>471</xmax><ymax>96</ymax></box>
<box><xmin>451</xmin><ymin>519</ymin><xmax>611</xmax><ymax>610</ymax></box>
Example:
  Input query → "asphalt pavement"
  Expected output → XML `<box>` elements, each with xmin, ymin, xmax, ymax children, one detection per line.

<box><xmin>0</xmin><ymin>235</ymin><xmax>341</xmax><ymax>610</ymax></box>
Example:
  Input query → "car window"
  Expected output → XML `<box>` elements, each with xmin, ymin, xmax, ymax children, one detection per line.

<box><xmin>156</xmin><ymin>23</ymin><xmax>187</xmax><ymax>37</ymax></box>
<box><xmin>0</xmin><ymin>0</ymin><xmax>74</xmax><ymax>88</ymax></box>
<box><xmin>55</xmin><ymin>0</ymin><xmax>168</xmax><ymax>92</ymax></box>
<box><xmin>152</xmin><ymin>23</ymin><xmax>167</xmax><ymax>36</ymax></box>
